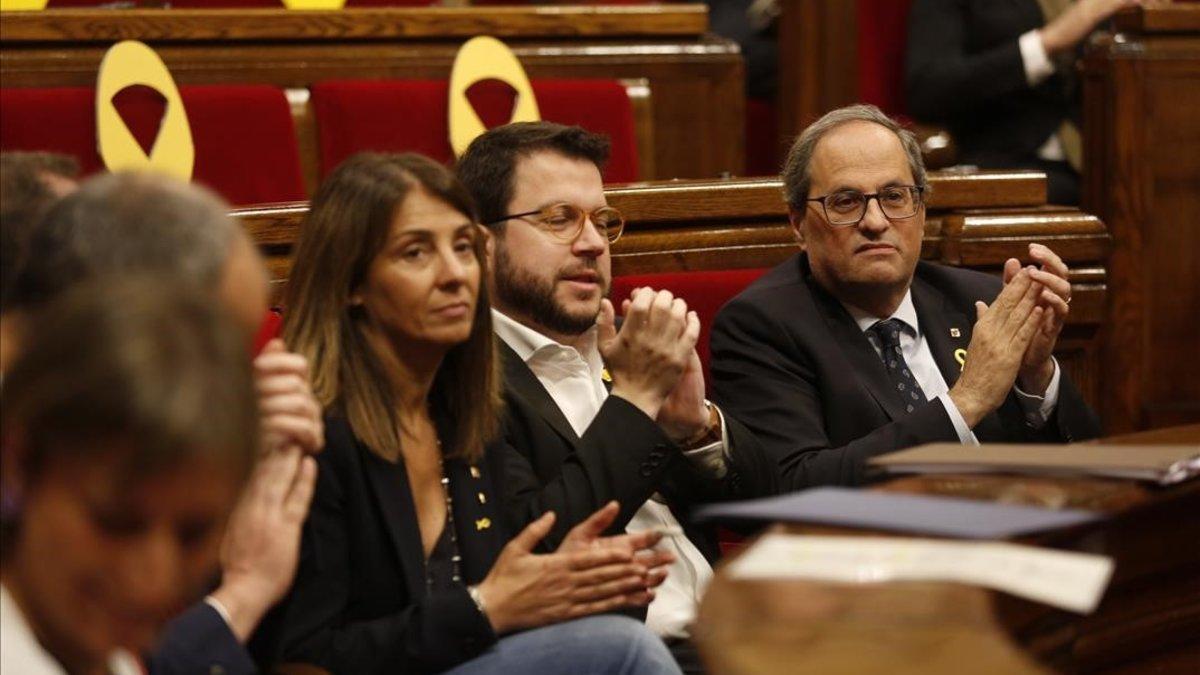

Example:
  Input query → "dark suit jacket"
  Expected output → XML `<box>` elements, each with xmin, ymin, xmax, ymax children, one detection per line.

<box><xmin>498</xmin><ymin>340</ymin><xmax>779</xmax><ymax>569</ymax></box>
<box><xmin>905</xmin><ymin>0</ymin><xmax>1078</xmax><ymax>168</ymax></box>
<box><xmin>710</xmin><ymin>253</ymin><xmax>1101</xmax><ymax>491</ymax></box>
<box><xmin>150</xmin><ymin>602</ymin><xmax>255</xmax><ymax>675</ymax></box>
<box><xmin>263</xmin><ymin>415</ymin><xmax>508</xmax><ymax>675</ymax></box>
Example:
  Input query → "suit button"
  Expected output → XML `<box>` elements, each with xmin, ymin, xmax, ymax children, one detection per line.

<box><xmin>210</xmin><ymin>666</ymin><xmax>225</xmax><ymax>675</ymax></box>
<box><xmin>639</xmin><ymin>465</ymin><xmax>654</xmax><ymax>477</ymax></box>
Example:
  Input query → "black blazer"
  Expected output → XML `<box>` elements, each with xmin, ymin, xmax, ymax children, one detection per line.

<box><xmin>710</xmin><ymin>253</ymin><xmax>1101</xmax><ymax>491</ymax></box>
<box><xmin>498</xmin><ymin>341</ymin><xmax>779</xmax><ymax>567</ymax></box>
<box><xmin>264</xmin><ymin>415</ymin><xmax>509</xmax><ymax>675</ymax></box>
<box><xmin>905</xmin><ymin>0</ymin><xmax>1078</xmax><ymax>168</ymax></box>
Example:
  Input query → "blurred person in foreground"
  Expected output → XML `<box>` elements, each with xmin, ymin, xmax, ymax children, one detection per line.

<box><xmin>0</xmin><ymin>279</ymin><xmax>284</xmax><ymax>674</ymax></box>
<box><xmin>266</xmin><ymin>152</ymin><xmax>681</xmax><ymax>674</ymax></box>
<box><xmin>4</xmin><ymin>172</ymin><xmax>324</xmax><ymax>673</ymax></box>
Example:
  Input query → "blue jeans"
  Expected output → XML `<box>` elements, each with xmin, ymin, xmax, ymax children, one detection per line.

<box><xmin>443</xmin><ymin>615</ymin><xmax>682</xmax><ymax>675</ymax></box>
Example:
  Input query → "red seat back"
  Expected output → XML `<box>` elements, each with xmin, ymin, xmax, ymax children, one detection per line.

<box><xmin>0</xmin><ymin>84</ymin><xmax>305</xmax><ymax>206</ymax></box>
<box><xmin>610</xmin><ymin>268</ymin><xmax>768</xmax><ymax>389</ymax></box>
<box><xmin>310</xmin><ymin>78</ymin><xmax>640</xmax><ymax>183</ymax></box>
<box><xmin>856</xmin><ymin>0</ymin><xmax>914</xmax><ymax>116</ymax></box>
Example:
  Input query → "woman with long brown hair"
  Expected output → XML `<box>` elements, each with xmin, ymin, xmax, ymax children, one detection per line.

<box><xmin>269</xmin><ymin>153</ymin><xmax>680</xmax><ymax>674</ymax></box>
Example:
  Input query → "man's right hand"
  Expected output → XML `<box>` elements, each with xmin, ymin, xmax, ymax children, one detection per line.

<box><xmin>948</xmin><ymin>269</ymin><xmax>1046</xmax><ymax>428</ymax></box>
<box><xmin>598</xmin><ymin>287</ymin><xmax>700</xmax><ymax>421</ymax></box>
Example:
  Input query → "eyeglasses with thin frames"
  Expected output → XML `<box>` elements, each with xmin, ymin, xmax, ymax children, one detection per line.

<box><xmin>805</xmin><ymin>185</ymin><xmax>926</xmax><ymax>227</ymax></box>
<box><xmin>484</xmin><ymin>203</ymin><xmax>625</xmax><ymax>244</ymax></box>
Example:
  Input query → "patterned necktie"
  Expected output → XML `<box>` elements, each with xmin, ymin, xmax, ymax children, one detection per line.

<box><xmin>866</xmin><ymin>319</ymin><xmax>927</xmax><ymax>414</ymax></box>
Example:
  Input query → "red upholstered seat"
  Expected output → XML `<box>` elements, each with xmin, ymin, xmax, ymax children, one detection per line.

<box><xmin>745</xmin><ymin>97</ymin><xmax>780</xmax><ymax>176</ymax></box>
<box><xmin>0</xmin><ymin>84</ymin><xmax>305</xmax><ymax>206</ymax></box>
<box><xmin>857</xmin><ymin>0</ymin><xmax>915</xmax><ymax>116</ymax></box>
<box><xmin>252</xmin><ymin>309</ymin><xmax>284</xmax><ymax>356</ymax></box>
<box><xmin>610</xmin><ymin>268</ymin><xmax>769</xmax><ymax>389</ymax></box>
<box><xmin>310</xmin><ymin>78</ymin><xmax>640</xmax><ymax>183</ymax></box>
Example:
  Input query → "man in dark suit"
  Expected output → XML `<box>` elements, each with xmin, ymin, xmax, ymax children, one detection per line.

<box><xmin>711</xmin><ymin>104</ymin><xmax>1101</xmax><ymax>491</ymax></box>
<box><xmin>905</xmin><ymin>0</ymin><xmax>1142</xmax><ymax>205</ymax></box>
<box><xmin>458</xmin><ymin>122</ymin><xmax>777</xmax><ymax>673</ymax></box>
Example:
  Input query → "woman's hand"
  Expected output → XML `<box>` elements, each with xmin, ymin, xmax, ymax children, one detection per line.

<box><xmin>476</xmin><ymin>505</ymin><xmax>672</xmax><ymax>634</ymax></box>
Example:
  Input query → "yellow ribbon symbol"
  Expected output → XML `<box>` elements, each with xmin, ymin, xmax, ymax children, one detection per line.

<box><xmin>96</xmin><ymin>41</ymin><xmax>195</xmax><ymax>181</ymax></box>
<box><xmin>448</xmin><ymin>36</ymin><xmax>541</xmax><ymax>158</ymax></box>
<box><xmin>954</xmin><ymin>349</ymin><xmax>968</xmax><ymax>371</ymax></box>
<box><xmin>281</xmin><ymin>0</ymin><xmax>347</xmax><ymax>8</ymax></box>
<box><xmin>475</xmin><ymin>517</ymin><xmax>492</xmax><ymax>531</ymax></box>
<box><xmin>0</xmin><ymin>0</ymin><xmax>49</xmax><ymax>10</ymax></box>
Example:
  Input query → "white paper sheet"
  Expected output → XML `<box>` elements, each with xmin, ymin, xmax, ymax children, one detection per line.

<box><xmin>725</xmin><ymin>534</ymin><xmax>1114</xmax><ymax>614</ymax></box>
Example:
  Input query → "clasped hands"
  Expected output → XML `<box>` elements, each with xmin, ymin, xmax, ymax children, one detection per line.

<box><xmin>597</xmin><ymin>287</ymin><xmax>713</xmax><ymax>443</ymax></box>
<box><xmin>475</xmin><ymin>501</ymin><xmax>674</xmax><ymax>634</ymax></box>
<box><xmin>949</xmin><ymin>243</ymin><xmax>1070</xmax><ymax>428</ymax></box>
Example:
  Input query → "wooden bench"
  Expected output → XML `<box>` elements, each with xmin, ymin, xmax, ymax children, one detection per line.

<box><xmin>232</xmin><ymin>169</ymin><xmax>1112</xmax><ymax>412</ymax></box>
<box><xmin>0</xmin><ymin>5</ymin><xmax>743</xmax><ymax>185</ymax></box>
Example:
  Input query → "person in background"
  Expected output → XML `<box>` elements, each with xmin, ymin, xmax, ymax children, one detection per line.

<box><xmin>711</xmin><ymin>104</ymin><xmax>1100</xmax><ymax>491</ymax></box>
<box><xmin>3</xmin><ymin>172</ymin><xmax>324</xmax><ymax>673</ymax></box>
<box><xmin>906</xmin><ymin>0</ymin><xmax>1155</xmax><ymax>205</ymax></box>
<box><xmin>457</xmin><ymin>121</ymin><xmax>778</xmax><ymax>674</ymax></box>
<box><xmin>269</xmin><ymin>152</ymin><xmax>681</xmax><ymax>675</ymax></box>
<box><xmin>0</xmin><ymin>279</ymin><xmax>276</xmax><ymax>675</ymax></box>
<box><xmin>0</xmin><ymin>151</ymin><xmax>79</xmax><ymax>374</ymax></box>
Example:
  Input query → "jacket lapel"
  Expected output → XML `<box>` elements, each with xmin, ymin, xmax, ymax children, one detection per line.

<box><xmin>498</xmin><ymin>340</ymin><xmax>581</xmax><ymax>448</ymax></box>
<box><xmin>912</xmin><ymin>277</ymin><xmax>971</xmax><ymax>389</ymax></box>
<box><xmin>444</xmin><ymin>458</ymin><xmax>506</xmax><ymax>583</ymax></box>
<box><xmin>912</xmin><ymin>274</ymin><xmax>1007</xmax><ymax>441</ymax></box>
<box><xmin>806</xmin><ymin>271</ymin><xmax>907</xmax><ymax>421</ymax></box>
<box><xmin>362</xmin><ymin>448</ymin><xmax>427</xmax><ymax>598</ymax></box>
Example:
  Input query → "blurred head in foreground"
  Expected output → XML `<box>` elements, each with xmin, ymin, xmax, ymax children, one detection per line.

<box><xmin>0</xmin><ymin>278</ymin><xmax>258</xmax><ymax>672</ymax></box>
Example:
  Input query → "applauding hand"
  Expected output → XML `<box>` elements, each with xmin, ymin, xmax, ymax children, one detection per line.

<box><xmin>476</xmin><ymin>503</ymin><xmax>672</xmax><ymax>634</ymax></box>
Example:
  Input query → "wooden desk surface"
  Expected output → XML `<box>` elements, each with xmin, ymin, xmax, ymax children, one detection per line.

<box><xmin>696</xmin><ymin>427</ymin><xmax>1200</xmax><ymax>674</ymax></box>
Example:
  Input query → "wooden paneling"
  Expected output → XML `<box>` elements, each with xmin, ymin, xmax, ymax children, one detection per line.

<box><xmin>1082</xmin><ymin>5</ymin><xmax>1200</xmax><ymax>432</ymax></box>
<box><xmin>776</xmin><ymin>0</ymin><xmax>859</xmax><ymax>144</ymax></box>
<box><xmin>233</xmin><ymin>169</ymin><xmax>1112</xmax><ymax>411</ymax></box>
<box><xmin>0</xmin><ymin>6</ymin><xmax>743</xmax><ymax>181</ymax></box>
<box><xmin>0</xmin><ymin>6</ymin><xmax>710</xmax><ymax>41</ymax></box>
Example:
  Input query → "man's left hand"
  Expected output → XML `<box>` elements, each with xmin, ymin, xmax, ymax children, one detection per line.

<box><xmin>1004</xmin><ymin>243</ymin><xmax>1070</xmax><ymax>395</ymax></box>
<box><xmin>655</xmin><ymin>348</ymin><xmax>710</xmax><ymax>443</ymax></box>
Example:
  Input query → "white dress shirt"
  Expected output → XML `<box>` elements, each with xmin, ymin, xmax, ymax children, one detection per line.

<box><xmin>493</xmin><ymin>309</ymin><xmax>719</xmax><ymax>638</ymax></box>
<box><xmin>0</xmin><ymin>584</ymin><xmax>144</xmax><ymax>675</ymax></box>
<box><xmin>1</xmin><ymin>583</ymin><xmax>68</xmax><ymax>675</ymax></box>
<box><xmin>841</xmin><ymin>290</ymin><xmax>1061</xmax><ymax>443</ymax></box>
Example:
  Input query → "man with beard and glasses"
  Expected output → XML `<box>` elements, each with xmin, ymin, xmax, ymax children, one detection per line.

<box><xmin>458</xmin><ymin>122</ymin><xmax>777</xmax><ymax>674</ymax></box>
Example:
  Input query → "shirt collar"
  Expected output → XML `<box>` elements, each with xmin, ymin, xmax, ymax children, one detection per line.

<box><xmin>1</xmin><ymin>583</ymin><xmax>68</xmax><ymax>675</ymax></box>
<box><xmin>491</xmin><ymin>309</ymin><xmax>601</xmax><ymax>366</ymax></box>
<box><xmin>841</xmin><ymin>288</ymin><xmax>921</xmax><ymax>338</ymax></box>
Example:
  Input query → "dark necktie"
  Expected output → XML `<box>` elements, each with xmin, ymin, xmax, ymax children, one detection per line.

<box><xmin>866</xmin><ymin>318</ymin><xmax>927</xmax><ymax>414</ymax></box>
